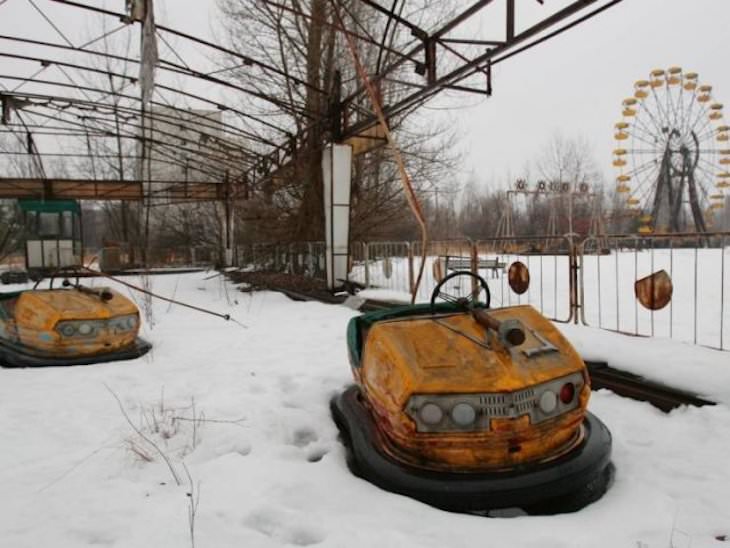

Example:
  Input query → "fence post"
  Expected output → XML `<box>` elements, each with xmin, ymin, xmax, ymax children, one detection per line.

<box><xmin>363</xmin><ymin>242</ymin><xmax>370</xmax><ymax>288</ymax></box>
<box><xmin>407</xmin><ymin>242</ymin><xmax>415</xmax><ymax>295</ymax></box>
<box><xmin>469</xmin><ymin>240</ymin><xmax>479</xmax><ymax>296</ymax></box>
<box><xmin>568</xmin><ymin>235</ymin><xmax>580</xmax><ymax>324</ymax></box>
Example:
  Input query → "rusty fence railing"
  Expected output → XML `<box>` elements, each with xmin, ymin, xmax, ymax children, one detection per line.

<box><xmin>580</xmin><ymin>232</ymin><xmax>729</xmax><ymax>351</ymax></box>
<box><xmin>235</xmin><ymin>233</ymin><xmax>729</xmax><ymax>352</ymax></box>
<box><xmin>235</xmin><ymin>242</ymin><xmax>326</xmax><ymax>278</ymax></box>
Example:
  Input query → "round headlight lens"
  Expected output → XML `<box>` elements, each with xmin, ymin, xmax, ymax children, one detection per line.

<box><xmin>451</xmin><ymin>402</ymin><xmax>477</xmax><ymax>426</ymax></box>
<box><xmin>419</xmin><ymin>403</ymin><xmax>444</xmax><ymax>425</ymax></box>
<box><xmin>539</xmin><ymin>390</ymin><xmax>558</xmax><ymax>414</ymax></box>
<box><xmin>127</xmin><ymin>316</ymin><xmax>137</xmax><ymax>329</ymax></box>
<box><xmin>78</xmin><ymin>323</ymin><xmax>93</xmax><ymax>336</ymax></box>
<box><xmin>59</xmin><ymin>324</ymin><xmax>75</xmax><ymax>337</ymax></box>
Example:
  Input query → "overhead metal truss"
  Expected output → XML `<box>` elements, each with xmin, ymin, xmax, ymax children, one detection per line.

<box><xmin>0</xmin><ymin>0</ymin><xmax>625</xmax><ymax>204</ymax></box>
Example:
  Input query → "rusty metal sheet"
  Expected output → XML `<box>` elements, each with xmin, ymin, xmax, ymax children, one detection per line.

<box><xmin>432</xmin><ymin>257</ymin><xmax>445</xmax><ymax>283</ymax></box>
<box><xmin>634</xmin><ymin>269</ymin><xmax>673</xmax><ymax>310</ymax></box>
<box><xmin>508</xmin><ymin>261</ymin><xmax>530</xmax><ymax>295</ymax></box>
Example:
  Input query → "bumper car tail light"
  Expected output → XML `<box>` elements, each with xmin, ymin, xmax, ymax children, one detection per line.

<box><xmin>560</xmin><ymin>383</ymin><xmax>576</xmax><ymax>404</ymax></box>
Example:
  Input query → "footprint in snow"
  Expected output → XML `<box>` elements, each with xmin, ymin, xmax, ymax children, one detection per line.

<box><xmin>306</xmin><ymin>445</ymin><xmax>329</xmax><ymax>463</ymax></box>
<box><xmin>243</xmin><ymin>507</ymin><xmax>326</xmax><ymax>546</ymax></box>
<box><xmin>291</xmin><ymin>427</ymin><xmax>318</xmax><ymax>448</ymax></box>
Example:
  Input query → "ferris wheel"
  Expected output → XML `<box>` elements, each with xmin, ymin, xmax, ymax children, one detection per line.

<box><xmin>613</xmin><ymin>67</ymin><xmax>728</xmax><ymax>233</ymax></box>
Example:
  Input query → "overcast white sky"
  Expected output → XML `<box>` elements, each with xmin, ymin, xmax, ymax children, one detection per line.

<box><xmin>1</xmin><ymin>0</ymin><xmax>729</xmax><ymax>193</ymax></box>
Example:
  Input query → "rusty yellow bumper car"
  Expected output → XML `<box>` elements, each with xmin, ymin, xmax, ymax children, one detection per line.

<box><xmin>0</xmin><ymin>280</ymin><xmax>151</xmax><ymax>367</ymax></box>
<box><xmin>331</xmin><ymin>271</ymin><xmax>612</xmax><ymax>513</ymax></box>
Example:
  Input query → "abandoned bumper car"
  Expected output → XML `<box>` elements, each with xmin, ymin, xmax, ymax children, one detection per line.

<box><xmin>331</xmin><ymin>271</ymin><xmax>613</xmax><ymax>513</ymax></box>
<box><xmin>0</xmin><ymin>279</ymin><xmax>150</xmax><ymax>367</ymax></box>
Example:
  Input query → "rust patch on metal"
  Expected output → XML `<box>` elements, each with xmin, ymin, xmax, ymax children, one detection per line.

<box><xmin>383</xmin><ymin>257</ymin><xmax>392</xmax><ymax>279</ymax></box>
<box><xmin>508</xmin><ymin>261</ymin><xmax>530</xmax><ymax>295</ymax></box>
<box><xmin>635</xmin><ymin>269</ymin><xmax>673</xmax><ymax>310</ymax></box>
<box><xmin>432</xmin><ymin>257</ymin><xmax>445</xmax><ymax>283</ymax></box>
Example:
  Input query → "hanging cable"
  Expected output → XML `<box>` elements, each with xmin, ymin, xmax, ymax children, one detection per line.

<box><xmin>79</xmin><ymin>266</ymin><xmax>248</xmax><ymax>328</ymax></box>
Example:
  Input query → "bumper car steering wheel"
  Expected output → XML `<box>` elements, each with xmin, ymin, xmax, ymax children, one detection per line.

<box><xmin>430</xmin><ymin>270</ymin><xmax>491</xmax><ymax>311</ymax></box>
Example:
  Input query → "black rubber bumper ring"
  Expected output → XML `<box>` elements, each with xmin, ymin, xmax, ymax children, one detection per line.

<box><xmin>331</xmin><ymin>385</ymin><xmax>613</xmax><ymax>513</ymax></box>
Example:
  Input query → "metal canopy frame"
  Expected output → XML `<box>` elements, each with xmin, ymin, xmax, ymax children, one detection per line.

<box><xmin>0</xmin><ymin>0</ymin><xmax>624</xmax><ymax>203</ymax></box>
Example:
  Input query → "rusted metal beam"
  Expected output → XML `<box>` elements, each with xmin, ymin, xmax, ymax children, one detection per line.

<box><xmin>0</xmin><ymin>178</ymin><xmax>231</xmax><ymax>201</ymax></box>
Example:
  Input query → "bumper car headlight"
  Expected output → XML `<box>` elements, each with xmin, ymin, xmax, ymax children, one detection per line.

<box><xmin>110</xmin><ymin>314</ymin><xmax>139</xmax><ymax>332</ymax></box>
<box><xmin>56</xmin><ymin>320</ymin><xmax>100</xmax><ymax>338</ymax></box>
<box><xmin>419</xmin><ymin>403</ymin><xmax>444</xmax><ymax>425</ymax></box>
<box><xmin>58</xmin><ymin>323</ymin><xmax>76</xmax><ymax>337</ymax></box>
<box><xmin>451</xmin><ymin>402</ymin><xmax>477</xmax><ymax>426</ymax></box>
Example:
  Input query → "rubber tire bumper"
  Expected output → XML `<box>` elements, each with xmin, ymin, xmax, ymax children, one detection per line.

<box><xmin>0</xmin><ymin>337</ymin><xmax>152</xmax><ymax>368</ymax></box>
<box><xmin>331</xmin><ymin>385</ymin><xmax>613</xmax><ymax>514</ymax></box>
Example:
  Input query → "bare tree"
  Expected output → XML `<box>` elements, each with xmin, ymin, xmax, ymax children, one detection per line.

<box><xmin>216</xmin><ymin>0</ymin><xmax>461</xmax><ymax>242</ymax></box>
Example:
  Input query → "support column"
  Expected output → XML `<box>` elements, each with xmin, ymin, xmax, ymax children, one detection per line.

<box><xmin>322</xmin><ymin>143</ymin><xmax>353</xmax><ymax>291</ymax></box>
<box><xmin>224</xmin><ymin>173</ymin><xmax>234</xmax><ymax>266</ymax></box>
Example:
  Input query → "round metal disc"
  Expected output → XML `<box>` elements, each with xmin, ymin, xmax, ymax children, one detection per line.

<box><xmin>508</xmin><ymin>261</ymin><xmax>530</xmax><ymax>295</ymax></box>
<box><xmin>634</xmin><ymin>269</ymin><xmax>673</xmax><ymax>310</ymax></box>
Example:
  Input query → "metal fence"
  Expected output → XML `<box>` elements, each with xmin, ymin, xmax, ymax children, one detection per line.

<box><xmin>236</xmin><ymin>233</ymin><xmax>730</xmax><ymax>352</ymax></box>
<box><xmin>235</xmin><ymin>242</ymin><xmax>326</xmax><ymax>278</ymax></box>
<box><xmin>580</xmin><ymin>233</ymin><xmax>729</xmax><ymax>350</ymax></box>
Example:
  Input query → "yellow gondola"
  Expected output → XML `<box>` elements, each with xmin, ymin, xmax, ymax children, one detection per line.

<box><xmin>638</xmin><ymin>225</ymin><xmax>653</xmax><ymax>234</ymax></box>
<box><xmin>616</xmin><ymin>174</ymin><xmax>631</xmax><ymax>182</ymax></box>
<box><xmin>651</xmin><ymin>69</ymin><xmax>666</xmax><ymax>77</ymax></box>
<box><xmin>622</xmin><ymin>108</ymin><xmax>636</xmax><ymax>117</ymax></box>
<box><xmin>718</xmin><ymin>134</ymin><xmax>729</xmax><ymax>142</ymax></box>
<box><xmin>616</xmin><ymin>184</ymin><xmax>631</xmax><ymax>193</ymax></box>
<box><xmin>717</xmin><ymin>181</ymin><xmax>730</xmax><ymax>189</ymax></box>
<box><xmin>612</xmin><ymin>159</ymin><xmax>627</xmax><ymax>167</ymax></box>
<box><xmin>614</xmin><ymin>131</ymin><xmax>629</xmax><ymax>140</ymax></box>
<box><xmin>710</xmin><ymin>112</ymin><xmax>724</xmax><ymax>120</ymax></box>
<box><xmin>627</xmin><ymin>197</ymin><xmax>640</xmax><ymax>205</ymax></box>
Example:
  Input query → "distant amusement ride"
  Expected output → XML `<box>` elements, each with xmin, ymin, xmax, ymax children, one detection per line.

<box><xmin>613</xmin><ymin>67</ymin><xmax>728</xmax><ymax>233</ymax></box>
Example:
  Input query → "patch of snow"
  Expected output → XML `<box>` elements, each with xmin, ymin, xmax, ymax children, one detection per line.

<box><xmin>0</xmin><ymin>272</ymin><xmax>728</xmax><ymax>547</ymax></box>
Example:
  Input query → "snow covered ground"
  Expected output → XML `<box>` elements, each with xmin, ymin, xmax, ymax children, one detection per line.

<box><xmin>1</xmin><ymin>272</ymin><xmax>729</xmax><ymax>548</ymax></box>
